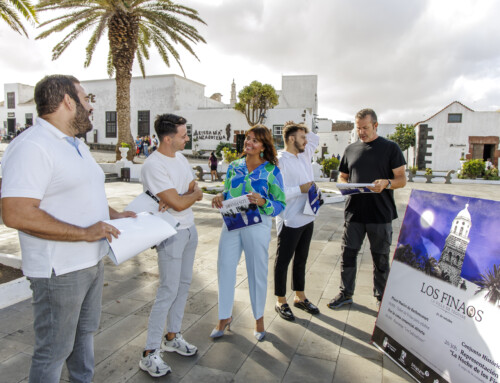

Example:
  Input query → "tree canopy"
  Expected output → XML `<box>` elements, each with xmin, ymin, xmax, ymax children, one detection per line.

<box><xmin>36</xmin><ymin>0</ymin><xmax>206</xmax><ymax>160</ymax></box>
<box><xmin>387</xmin><ymin>123</ymin><xmax>415</xmax><ymax>152</ymax></box>
<box><xmin>234</xmin><ymin>81</ymin><xmax>279</xmax><ymax>126</ymax></box>
<box><xmin>0</xmin><ymin>0</ymin><xmax>37</xmax><ymax>36</ymax></box>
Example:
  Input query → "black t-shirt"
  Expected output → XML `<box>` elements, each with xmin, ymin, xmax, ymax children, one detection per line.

<box><xmin>339</xmin><ymin>136</ymin><xmax>406</xmax><ymax>223</ymax></box>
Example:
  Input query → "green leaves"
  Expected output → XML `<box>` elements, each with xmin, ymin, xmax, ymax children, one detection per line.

<box><xmin>234</xmin><ymin>81</ymin><xmax>279</xmax><ymax>126</ymax></box>
<box><xmin>0</xmin><ymin>0</ymin><xmax>37</xmax><ymax>37</ymax></box>
<box><xmin>387</xmin><ymin>123</ymin><xmax>415</xmax><ymax>152</ymax></box>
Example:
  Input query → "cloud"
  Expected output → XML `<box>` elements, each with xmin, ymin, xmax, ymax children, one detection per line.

<box><xmin>2</xmin><ymin>0</ymin><xmax>500</xmax><ymax>124</ymax></box>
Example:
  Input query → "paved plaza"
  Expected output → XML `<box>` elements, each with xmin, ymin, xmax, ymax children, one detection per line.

<box><xmin>0</xmin><ymin>176</ymin><xmax>499</xmax><ymax>382</ymax></box>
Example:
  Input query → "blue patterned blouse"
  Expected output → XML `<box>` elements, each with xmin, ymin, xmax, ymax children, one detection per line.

<box><xmin>223</xmin><ymin>158</ymin><xmax>286</xmax><ymax>217</ymax></box>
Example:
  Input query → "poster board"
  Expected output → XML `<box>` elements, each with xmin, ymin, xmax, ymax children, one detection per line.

<box><xmin>372</xmin><ymin>190</ymin><xmax>500</xmax><ymax>383</ymax></box>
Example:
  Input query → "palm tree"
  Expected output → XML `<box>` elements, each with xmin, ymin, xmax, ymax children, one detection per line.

<box><xmin>36</xmin><ymin>0</ymin><xmax>206</xmax><ymax>160</ymax></box>
<box><xmin>475</xmin><ymin>264</ymin><xmax>500</xmax><ymax>306</ymax></box>
<box><xmin>0</xmin><ymin>0</ymin><xmax>37</xmax><ymax>36</ymax></box>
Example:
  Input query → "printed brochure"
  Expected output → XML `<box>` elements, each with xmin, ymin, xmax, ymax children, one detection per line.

<box><xmin>220</xmin><ymin>195</ymin><xmax>262</xmax><ymax>231</ymax></box>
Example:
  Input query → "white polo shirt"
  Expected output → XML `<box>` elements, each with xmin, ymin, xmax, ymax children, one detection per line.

<box><xmin>276</xmin><ymin>132</ymin><xmax>320</xmax><ymax>233</ymax></box>
<box><xmin>1</xmin><ymin>118</ymin><xmax>110</xmax><ymax>278</ymax></box>
<box><xmin>141</xmin><ymin>150</ymin><xmax>195</xmax><ymax>230</ymax></box>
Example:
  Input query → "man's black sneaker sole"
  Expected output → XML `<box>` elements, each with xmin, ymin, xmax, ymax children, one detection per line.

<box><xmin>327</xmin><ymin>298</ymin><xmax>353</xmax><ymax>309</ymax></box>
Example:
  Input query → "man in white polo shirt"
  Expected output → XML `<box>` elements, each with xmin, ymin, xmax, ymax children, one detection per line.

<box><xmin>274</xmin><ymin>121</ymin><xmax>321</xmax><ymax>321</ymax></box>
<box><xmin>139</xmin><ymin>113</ymin><xmax>203</xmax><ymax>378</ymax></box>
<box><xmin>1</xmin><ymin>75</ymin><xmax>135</xmax><ymax>383</ymax></box>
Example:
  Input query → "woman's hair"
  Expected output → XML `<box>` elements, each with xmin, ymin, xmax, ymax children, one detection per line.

<box><xmin>245</xmin><ymin>124</ymin><xmax>278</xmax><ymax>165</ymax></box>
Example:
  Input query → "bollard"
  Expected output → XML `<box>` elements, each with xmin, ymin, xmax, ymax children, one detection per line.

<box><xmin>121</xmin><ymin>167</ymin><xmax>130</xmax><ymax>182</ymax></box>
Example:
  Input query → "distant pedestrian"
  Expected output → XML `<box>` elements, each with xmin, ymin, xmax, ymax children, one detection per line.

<box><xmin>485</xmin><ymin>158</ymin><xmax>493</xmax><ymax>170</ymax></box>
<box><xmin>151</xmin><ymin>134</ymin><xmax>159</xmax><ymax>152</ymax></box>
<box><xmin>143</xmin><ymin>136</ymin><xmax>149</xmax><ymax>157</ymax></box>
<box><xmin>135</xmin><ymin>135</ymin><xmax>142</xmax><ymax>156</ymax></box>
<box><xmin>208</xmin><ymin>152</ymin><xmax>218</xmax><ymax>181</ymax></box>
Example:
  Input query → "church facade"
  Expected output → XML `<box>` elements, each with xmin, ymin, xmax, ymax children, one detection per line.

<box><xmin>438</xmin><ymin>204</ymin><xmax>471</xmax><ymax>286</ymax></box>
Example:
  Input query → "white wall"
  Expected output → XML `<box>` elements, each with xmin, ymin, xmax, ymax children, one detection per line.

<box><xmin>416</xmin><ymin>102</ymin><xmax>500</xmax><ymax>171</ymax></box>
<box><xmin>82</xmin><ymin>74</ymin><xmax>207</xmax><ymax>145</ymax></box>
<box><xmin>276</xmin><ymin>75</ymin><xmax>318</xmax><ymax>115</ymax></box>
<box><xmin>0</xmin><ymin>84</ymin><xmax>37</xmax><ymax>134</ymax></box>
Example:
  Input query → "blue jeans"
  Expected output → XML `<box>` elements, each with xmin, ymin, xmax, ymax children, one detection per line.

<box><xmin>28</xmin><ymin>260</ymin><xmax>104</xmax><ymax>383</ymax></box>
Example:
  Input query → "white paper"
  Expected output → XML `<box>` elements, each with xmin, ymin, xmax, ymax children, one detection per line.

<box><xmin>105</xmin><ymin>212</ymin><xmax>177</xmax><ymax>265</ymax></box>
<box><xmin>320</xmin><ymin>189</ymin><xmax>346</xmax><ymax>204</ymax></box>
<box><xmin>125</xmin><ymin>192</ymin><xmax>180</xmax><ymax>228</ymax></box>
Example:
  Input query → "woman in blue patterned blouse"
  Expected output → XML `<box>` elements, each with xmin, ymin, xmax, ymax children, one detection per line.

<box><xmin>210</xmin><ymin>125</ymin><xmax>286</xmax><ymax>341</ymax></box>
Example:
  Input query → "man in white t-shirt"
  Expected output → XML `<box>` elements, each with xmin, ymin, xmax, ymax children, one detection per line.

<box><xmin>1</xmin><ymin>75</ymin><xmax>135</xmax><ymax>383</ymax></box>
<box><xmin>274</xmin><ymin>121</ymin><xmax>321</xmax><ymax>321</ymax></box>
<box><xmin>139</xmin><ymin>113</ymin><xmax>203</xmax><ymax>378</ymax></box>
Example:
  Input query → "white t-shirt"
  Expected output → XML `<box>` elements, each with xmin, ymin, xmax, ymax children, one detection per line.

<box><xmin>141</xmin><ymin>150</ymin><xmax>195</xmax><ymax>229</ymax></box>
<box><xmin>276</xmin><ymin>132</ymin><xmax>320</xmax><ymax>232</ymax></box>
<box><xmin>1</xmin><ymin>118</ymin><xmax>110</xmax><ymax>278</ymax></box>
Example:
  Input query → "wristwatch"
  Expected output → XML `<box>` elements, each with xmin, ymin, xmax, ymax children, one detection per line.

<box><xmin>386</xmin><ymin>179</ymin><xmax>392</xmax><ymax>189</ymax></box>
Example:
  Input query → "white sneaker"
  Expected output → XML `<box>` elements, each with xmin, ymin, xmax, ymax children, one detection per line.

<box><xmin>161</xmin><ymin>333</ymin><xmax>198</xmax><ymax>356</ymax></box>
<box><xmin>139</xmin><ymin>349</ymin><xmax>172</xmax><ymax>377</ymax></box>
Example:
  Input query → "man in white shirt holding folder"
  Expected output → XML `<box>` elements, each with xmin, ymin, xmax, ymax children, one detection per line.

<box><xmin>1</xmin><ymin>75</ymin><xmax>135</xmax><ymax>383</ymax></box>
<box><xmin>274</xmin><ymin>121</ymin><xmax>321</xmax><ymax>321</ymax></box>
<box><xmin>139</xmin><ymin>113</ymin><xmax>203</xmax><ymax>378</ymax></box>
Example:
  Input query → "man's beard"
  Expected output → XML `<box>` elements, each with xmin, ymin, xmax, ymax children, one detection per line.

<box><xmin>294</xmin><ymin>141</ymin><xmax>305</xmax><ymax>153</ymax></box>
<box><xmin>71</xmin><ymin>102</ymin><xmax>93</xmax><ymax>135</ymax></box>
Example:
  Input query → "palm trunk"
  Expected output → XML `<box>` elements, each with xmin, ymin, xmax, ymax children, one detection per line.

<box><xmin>108</xmin><ymin>10</ymin><xmax>139</xmax><ymax>161</ymax></box>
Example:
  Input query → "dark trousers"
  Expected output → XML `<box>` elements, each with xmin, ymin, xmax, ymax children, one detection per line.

<box><xmin>274</xmin><ymin>221</ymin><xmax>314</xmax><ymax>297</ymax></box>
<box><xmin>340</xmin><ymin>221</ymin><xmax>392</xmax><ymax>300</ymax></box>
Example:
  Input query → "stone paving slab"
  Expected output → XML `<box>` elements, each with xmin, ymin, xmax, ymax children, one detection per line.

<box><xmin>1</xmin><ymin>181</ymin><xmax>499</xmax><ymax>382</ymax></box>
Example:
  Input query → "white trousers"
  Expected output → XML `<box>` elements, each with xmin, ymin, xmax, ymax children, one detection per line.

<box><xmin>145</xmin><ymin>225</ymin><xmax>198</xmax><ymax>350</ymax></box>
<box><xmin>217</xmin><ymin>216</ymin><xmax>272</xmax><ymax>320</ymax></box>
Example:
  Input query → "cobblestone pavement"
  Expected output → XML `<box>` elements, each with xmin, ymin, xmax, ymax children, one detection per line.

<box><xmin>1</xmin><ymin>166</ymin><xmax>499</xmax><ymax>381</ymax></box>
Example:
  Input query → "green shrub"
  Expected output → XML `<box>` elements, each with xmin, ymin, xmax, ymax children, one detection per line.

<box><xmin>425</xmin><ymin>168</ymin><xmax>432</xmax><ymax>176</ymax></box>
<box><xmin>322</xmin><ymin>157</ymin><xmax>340</xmax><ymax>175</ymax></box>
<box><xmin>222</xmin><ymin>147</ymin><xmax>239</xmax><ymax>163</ymax></box>
<box><xmin>461</xmin><ymin>159</ymin><xmax>485</xmax><ymax>179</ymax></box>
<box><xmin>484</xmin><ymin>167</ymin><xmax>499</xmax><ymax>180</ymax></box>
<box><xmin>120</xmin><ymin>142</ymin><xmax>131</xmax><ymax>148</ymax></box>
<box><xmin>215</xmin><ymin>142</ymin><xmax>233</xmax><ymax>158</ymax></box>
<box><xmin>408</xmin><ymin>166</ymin><xmax>418</xmax><ymax>174</ymax></box>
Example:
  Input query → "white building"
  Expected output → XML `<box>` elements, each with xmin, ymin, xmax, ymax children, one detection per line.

<box><xmin>1</xmin><ymin>74</ymin><xmax>330</xmax><ymax>155</ymax></box>
<box><xmin>414</xmin><ymin>101</ymin><xmax>500</xmax><ymax>171</ymax></box>
<box><xmin>0</xmin><ymin>83</ymin><xmax>36</xmax><ymax>136</ymax></box>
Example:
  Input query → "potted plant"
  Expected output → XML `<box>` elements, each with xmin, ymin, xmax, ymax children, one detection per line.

<box><xmin>322</xmin><ymin>157</ymin><xmax>340</xmax><ymax>180</ymax></box>
<box><xmin>119</xmin><ymin>142</ymin><xmax>131</xmax><ymax>161</ymax></box>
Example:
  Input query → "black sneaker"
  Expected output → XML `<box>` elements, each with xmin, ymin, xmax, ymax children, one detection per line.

<box><xmin>275</xmin><ymin>303</ymin><xmax>295</xmax><ymax>321</ymax></box>
<box><xmin>327</xmin><ymin>293</ymin><xmax>353</xmax><ymax>309</ymax></box>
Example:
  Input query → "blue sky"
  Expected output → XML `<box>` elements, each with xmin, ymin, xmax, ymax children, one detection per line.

<box><xmin>397</xmin><ymin>190</ymin><xmax>500</xmax><ymax>282</ymax></box>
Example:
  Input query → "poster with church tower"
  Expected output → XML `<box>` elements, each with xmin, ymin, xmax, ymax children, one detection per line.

<box><xmin>372</xmin><ymin>190</ymin><xmax>500</xmax><ymax>383</ymax></box>
<box><xmin>438</xmin><ymin>204</ymin><xmax>471</xmax><ymax>287</ymax></box>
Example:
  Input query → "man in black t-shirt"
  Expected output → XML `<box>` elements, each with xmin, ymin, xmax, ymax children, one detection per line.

<box><xmin>328</xmin><ymin>108</ymin><xmax>406</xmax><ymax>309</ymax></box>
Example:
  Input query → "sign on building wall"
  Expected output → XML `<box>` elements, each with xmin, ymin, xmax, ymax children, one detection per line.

<box><xmin>193</xmin><ymin>129</ymin><xmax>227</xmax><ymax>141</ymax></box>
<box><xmin>372</xmin><ymin>190</ymin><xmax>500</xmax><ymax>383</ymax></box>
